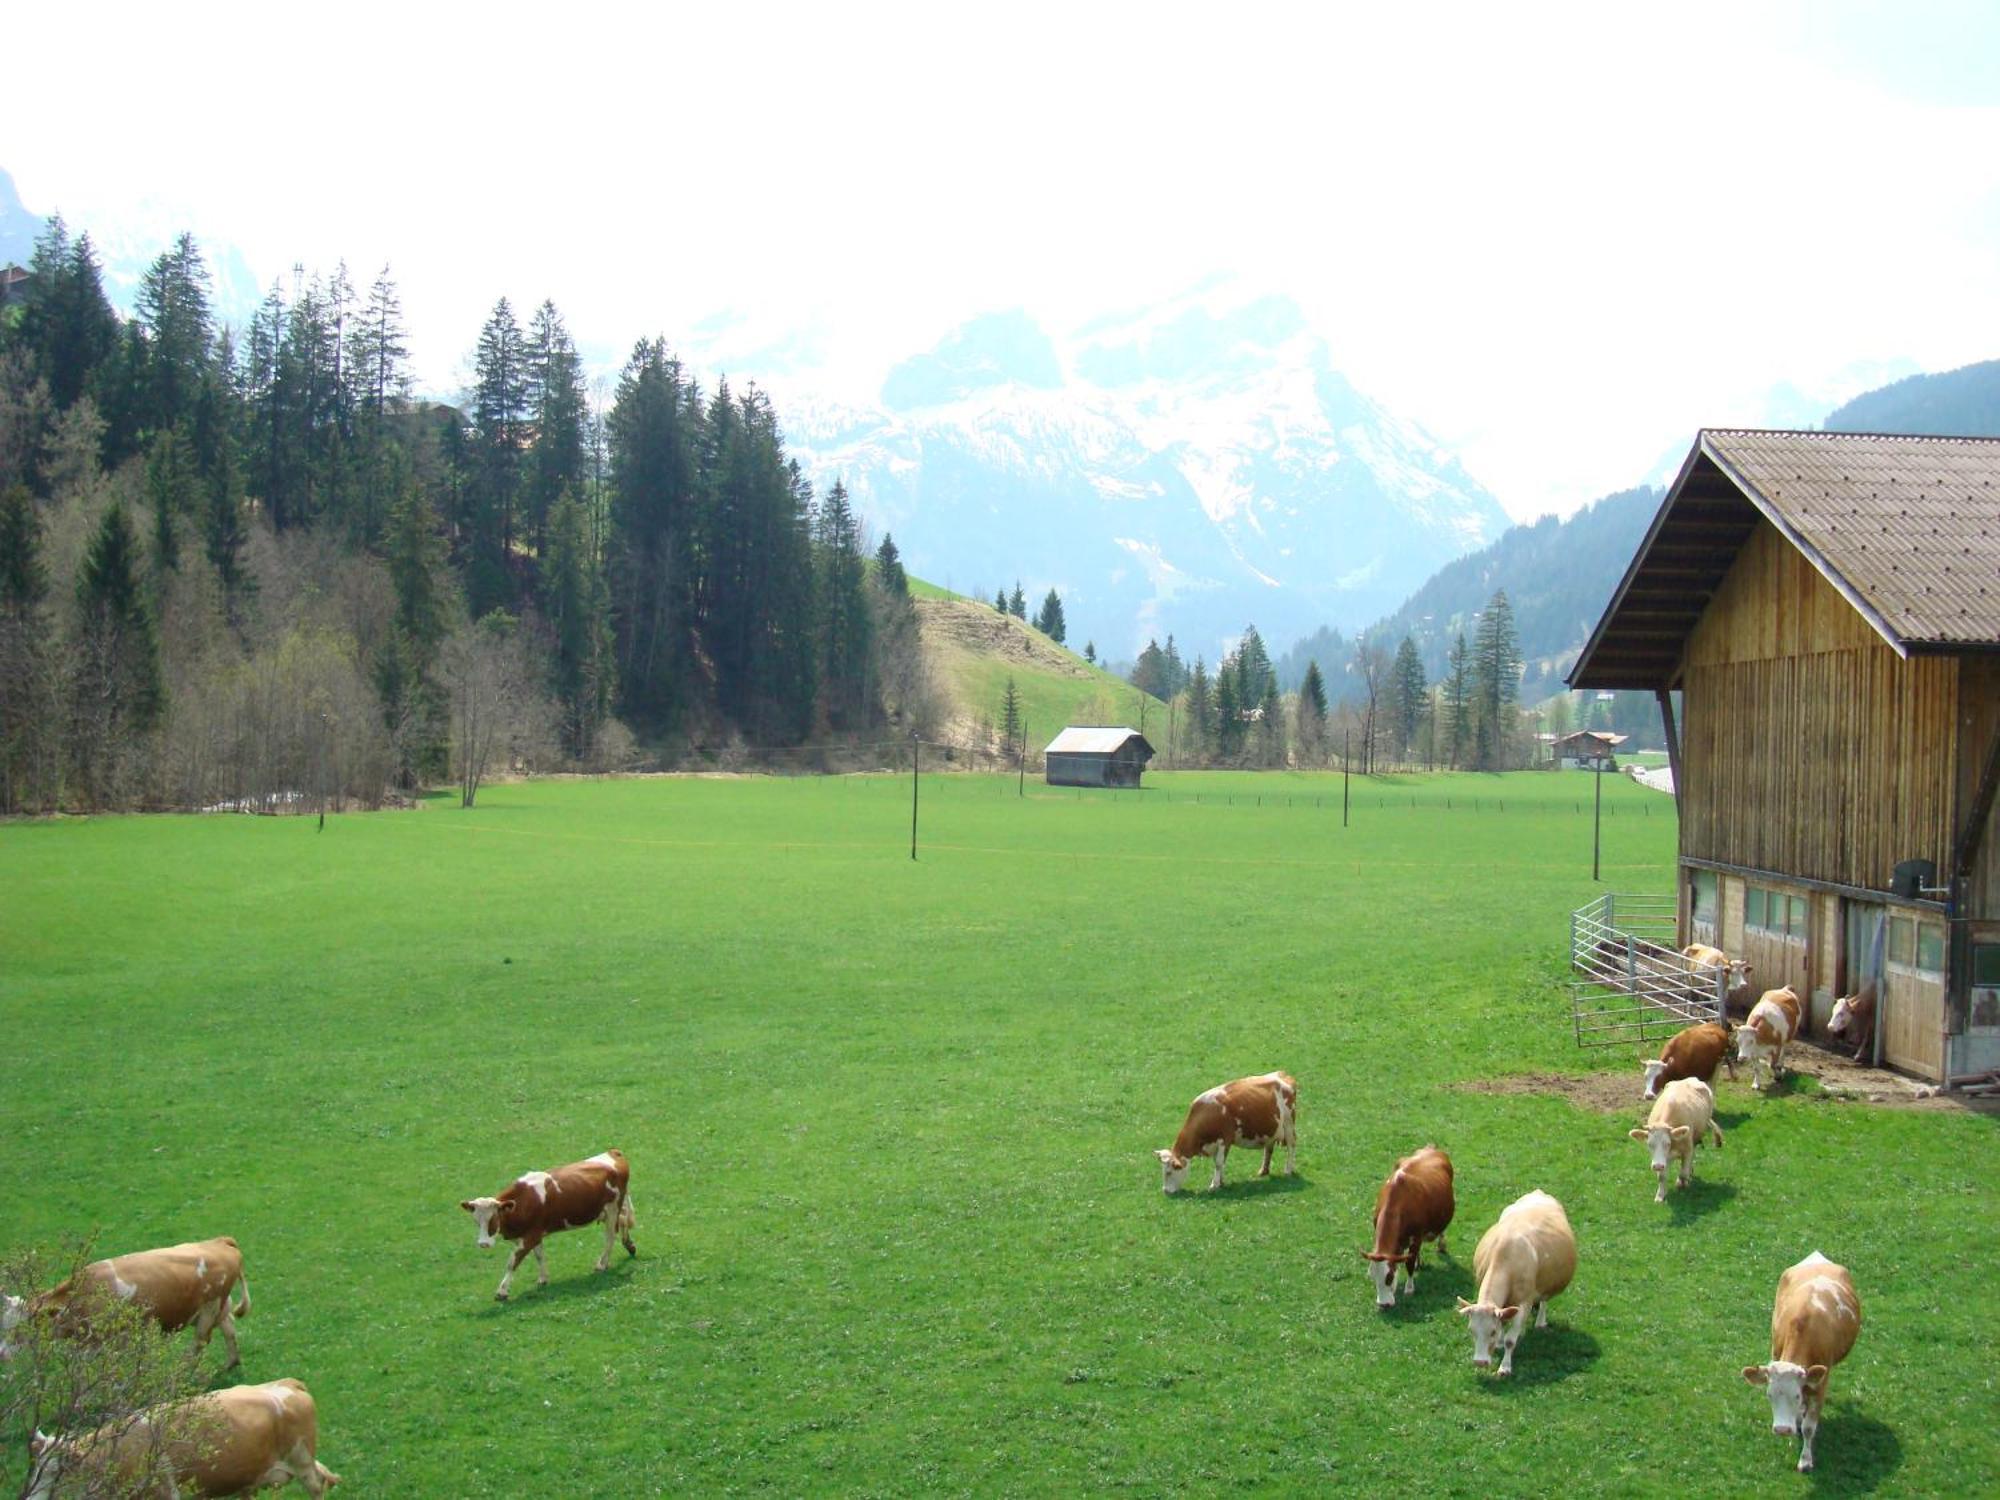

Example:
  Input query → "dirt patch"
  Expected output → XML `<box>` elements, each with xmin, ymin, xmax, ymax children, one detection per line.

<box><xmin>1460</xmin><ymin>1040</ymin><xmax>2000</xmax><ymax>1115</ymax></box>
<box><xmin>917</xmin><ymin>599</ymin><xmax>1096</xmax><ymax>680</ymax></box>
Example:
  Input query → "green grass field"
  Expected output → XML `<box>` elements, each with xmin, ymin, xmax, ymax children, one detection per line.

<box><xmin>2</xmin><ymin>773</ymin><xmax>1995</xmax><ymax>1495</ymax></box>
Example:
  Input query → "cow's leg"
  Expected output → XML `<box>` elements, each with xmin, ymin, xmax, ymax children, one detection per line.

<box><xmin>496</xmin><ymin>1240</ymin><xmax>534</xmax><ymax>1301</ymax></box>
<box><xmin>1533</xmin><ymin>1298</ymin><xmax>1549</xmax><ymax>1329</ymax></box>
<box><xmin>1208</xmin><ymin>1144</ymin><xmax>1227</xmax><ymax>1191</ymax></box>
<box><xmin>1709</xmin><ymin>1119</ymin><xmax>1725</xmax><ymax>1150</ymax></box>
<box><xmin>215</xmin><ymin>1299</ymin><xmax>242</xmax><ymax>1369</ymax></box>
<box><xmin>619</xmin><ymin>1192</ymin><xmax>637</xmax><ymax>1257</ymax></box>
<box><xmin>1797</xmin><ymin>1411</ymin><xmax>1818</xmax><ymax>1473</ymax></box>
<box><xmin>1257</xmin><ymin>1141</ymin><xmax>1273</xmax><ymax>1178</ymax></box>
<box><xmin>191</xmin><ymin>1296</ymin><xmax>221</xmax><ymax>1356</ymax></box>
<box><xmin>596</xmin><ymin>1205</ymin><xmax>618</xmax><ymax>1273</ymax></box>
<box><xmin>534</xmin><ymin>1242</ymin><xmax>550</xmax><ymax>1287</ymax></box>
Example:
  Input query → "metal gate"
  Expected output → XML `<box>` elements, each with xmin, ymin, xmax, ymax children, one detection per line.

<box><xmin>1570</xmin><ymin>893</ymin><xmax>1726</xmax><ymax>1048</ymax></box>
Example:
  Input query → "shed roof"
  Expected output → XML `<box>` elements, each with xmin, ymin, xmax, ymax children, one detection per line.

<box><xmin>1570</xmin><ymin>429</ymin><xmax>2000</xmax><ymax>689</ymax></box>
<box><xmin>1044</xmin><ymin>726</ymin><xmax>1154</xmax><ymax>756</ymax></box>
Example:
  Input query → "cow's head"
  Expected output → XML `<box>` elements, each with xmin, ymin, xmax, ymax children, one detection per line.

<box><xmin>1456</xmin><ymin>1298</ymin><xmax>1522</xmax><ymax>1370</ymax></box>
<box><xmin>1628</xmin><ymin>1123</ymin><xmax>1690</xmax><ymax>1189</ymax></box>
<box><xmin>1743</xmin><ymin>1360</ymin><xmax>1827</xmax><ymax>1437</ymax></box>
<box><xmin>1640</xmin><ymin>1059</ymin><xmax>1669</xmax><ymax>1099</ymax></box>
<box><xmin>459</xmin><ymin>1197</ymin><xmax>510</xmax><ymax>1248</ymax></box>
<box><xmin>1360</xmin><ymin>1251</ymin><xmax>1405</xmax><ymax>1308</ymax></box>
<box><xmin>1153</xmin><ymin>1150</ymin><xmax>1190</xmax><ymax>1195</ymax></box>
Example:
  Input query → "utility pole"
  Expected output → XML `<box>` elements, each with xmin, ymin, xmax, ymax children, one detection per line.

<box><xmin>911</xmin><ymin>733</ymin><xmax>921</xmax><ymax>860</ymax></box>
<box><xmin>1018</xmin><ymin>721</ymin><xmax>1027</xmax><ymax>798</ymax></box>
<box><xmin>1343</xmin><ymin>726</ymin><xmax>1351</xmax><ymax>828</ymax></box>
<box><xmin>1592</xmin><ymin>755</ymin><xmax>1603</xmax><ymax>881</ymax></box>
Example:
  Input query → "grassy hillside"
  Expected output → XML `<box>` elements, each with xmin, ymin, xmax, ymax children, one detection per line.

<box><xmin>917</xmin><ymin>593</ymin><xmax>1168</xmax><ymax>752</ymax></box>
<box><xmin>3</xmin><ymin>775</ymin><xmax>1992</xmax><ymax>1494</ymax></box>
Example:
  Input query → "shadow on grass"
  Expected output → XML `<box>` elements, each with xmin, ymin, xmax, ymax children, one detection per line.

<box><xmin>1376</xmin><ymin>1257</ymin><xmax>1475</xmax><ymax>1321</ymax></box>
<box><xmin>1173</xmin><ymin>1173</ymin><xmax>1310</xmax><ymax>1204</ymax></box>
<box><xmin>462</xmin><ymin>1257</ymin><xmax>639</xmax><ymax>1319</ymax></box>
<box><xmin>1473</xmin><ymin>1324</ymin><xmax>1601</xmax><ymax>1389</ymax></box>
<box><xmin>1664</xmin><ymin>1177</ymin><xmax>1738</xmax><ymax>1224</ymax></box>
<box><xmin>1712</xmin><ymin>1108</ymin><xmax>1752</xmax><ymax>1130</ymax></box>
<box><xmin>1807</xmin><ymin>1410</ymin><xmax>1902</xmax><ymax>1495</ymax></box>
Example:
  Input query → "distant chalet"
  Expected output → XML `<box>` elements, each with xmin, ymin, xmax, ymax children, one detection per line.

<box><xmin>1550</xmin><ymin>730</ymin><xmax>1628</xmax><ymax>769</ymax></box>
<box><xmin>1044</xmin><ymin>726</ymin><xmax>1155</xmax><ymax>789</ymax></box>
<box><xmin>1570</xmin><ymin>428</ymin><xmax>2000</xmax><ymax>1083</ymax></box>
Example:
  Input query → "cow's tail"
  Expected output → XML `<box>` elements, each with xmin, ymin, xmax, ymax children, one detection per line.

<box><xmin>232</xmin><ymin>1271</ymin><xmax>251</xmax><ymax>1320</ymax></box>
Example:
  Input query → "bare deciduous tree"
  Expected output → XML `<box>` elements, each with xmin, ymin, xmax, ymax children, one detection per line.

<box><xmin>443</xmin><ymin>611</ymin><xmax>556</xmax><ymax>807</ymax></box>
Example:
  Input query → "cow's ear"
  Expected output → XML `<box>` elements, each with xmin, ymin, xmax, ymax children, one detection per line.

<box><xmin>1497</xmin><ymin>1305</ymin><xmax>1520</xmax><ymax>1322</ymax></box>
<box><xmin>1454</xmin><ymin>1298</ymin><xmax>1473</xmax><ymax>1314</ymax></box>
<box><xmin>1742</xmin><ymin>1366</ymin><xmax>1769</xmax><ymax>1386</ymax></box>
<box><xmin>1627</xmin><ymin>1128</ymin><xmax>1647</xmax><ymax>1141</ymax></box>
<box><xmin>1804</xmin><ymin>1365</ymin><xmax>1829</xmax><ymax>1392</ymax></box>
<box><xmin>459</xmin><ymin>1200</ymin><xmax>476</xmax><ymax>1213</ymax></box>
<box><xmin>1671</xmin><ymin>1125</ymin><xmax>1691</xmax><ymax>1143</ymax></box>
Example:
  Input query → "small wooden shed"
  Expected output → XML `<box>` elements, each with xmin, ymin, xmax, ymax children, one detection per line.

<box><xmin>1570</xmin><ymin>428</ymin><xmax>2000</xmax><ymax>1083</ymax></box>
<box><xmin>1550</xmin><ymin>730</ymin><xmax>1628</xmax><ymax>769</ymax></box>
<box><xmin>1045</xmin><ymin>726</ymin><xmax>1155</xmax><ymax>788</ymax></box>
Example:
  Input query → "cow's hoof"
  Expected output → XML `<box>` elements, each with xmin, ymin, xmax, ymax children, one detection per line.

<box><xmin>494</xmin><ymin>1292</ymin><xmax>509</xmax><ymax>1303</ymax></box>
<box><xmin>626</xmin><ymin>1244</ymin><xmax>638</xmax><ymax>1259</ymax></box>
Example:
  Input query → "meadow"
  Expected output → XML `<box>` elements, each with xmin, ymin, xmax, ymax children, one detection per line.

<box><xmin>2</xmin><ymin>771</ymin><xmax>1995</xmax><ymax>1496</ymax></box>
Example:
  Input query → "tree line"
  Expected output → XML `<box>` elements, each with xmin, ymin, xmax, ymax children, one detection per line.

<box><xmin>0</xmin><ymin>220</ymin><xmax>937</xmax><ymax>813</ymax></box>
<box><xmin>1125</xmin><ymin>593</ymin><xmax>1530</xmax><ymax>771</ymax></box>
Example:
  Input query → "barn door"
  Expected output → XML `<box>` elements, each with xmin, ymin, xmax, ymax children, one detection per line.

<box><xmin>1844</xmin><ymin>901</ymin><xmax>1883</xmax><ymax>998</ymax></box>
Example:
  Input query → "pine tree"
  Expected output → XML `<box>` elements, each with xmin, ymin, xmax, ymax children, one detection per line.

<box><xmin>203</xmin><ymin>426</ymin><xmax>250</xmax><ymax>610</ymax></box>
<box><xmin>1296</xmin><ymin>659</ymin><xmax>1328</xmax><ymax>763</ymax></box>
<box><xmin>378</xmin><ymin>482</ymin><xmax>452</xmax><ymax>784</ymax></box>
<box><xmin>72</xmin><ymin>502</ymin><xmax>162</xmax><ymax>806</ymax></box>
<box><xmin>1131</xmin><ymin>639</ymin><xmax>1167</xmax><ymax>698</ymax></box>
<box><xmin>16</xmin><ymin>218</ymin><xmax>121</xmax><ymax>414</ymax></box>
<box><xmin>1444</xmin><ymin>631</ymin><xmax>1473</xmax><ymax>769</ymax></box>
<box><xmin>607</xmin><ymin>338</ymin><xmax>700</xmax><ymax>734</ymax></box>
<box><xmin>1473</xmin><ymin>590</ymin><xmax>1521</xmax><ymax>769</ymax></box>
<box><xmin>1009</xmin><ymin>581</ymin><xmax>1026</xmax><ymax>619</ymax></box>
<box><xmin>525</xmin><ymin>300</ymin><xmax>587</xmax><ymax>558</ymax></box>
<box><xmin>0</xmin><ymin>484</ymin><xmax>52</xmax><ymax>811</ymax></box>
<box><xmin>1186</xmin><ymin>657</ymin><xmax>1213</xmax><ymax>764</ymax></box>
<box><xmin>816</xmin><ymin>479</ymin><xmax>874</xmax><ymax>730</ymax></box>
<box><xmin>467</xmin><ymin>297</ymin><xmax>528</xmax><ymax>615</ymax></box>
<box><xmin>1215</xmin><ymin>658</ymin><xmax>1243</xmax><ymax>760</ymax></box>
<box><xmin>1163</xmin><ymin>635</ymin><xmax>1185</xmax><ymax>696</ymax></box>
<box><xmin>1035</xmin><ymin>588</ymin><xmax>1066</xmax><ymax>642</ymax></box>
<box><xmin>544</xmin><ymin>491</ymin><xmax>613</xmax><ymax>758</ymax></box>
<box><xmin>133</xmin><ymin>233</ymin><xmax>214</xmax><ymax>441</ymax></box>
<box><xmin>1235</xmin><ymin>625</ymin><xmax>1272</xmax><ymax>710</ymax></box>
<box><xmin>144</xmin><ymin>428</ymin><xmax>198</xmax><ymax>575</ymax></box>
<box><xmin>1391</xmin><ymin>634</ymin><xmax>1427</xmax><ymax>761</ymax></box>
<box><xmin>994</xmin><ymin>587</ymin><xmax>1007</xmax><ymax>615</ymax></box>
<box><xmin>1000</xmin><ymin>676</ymin><xmax>1022</xmax><ymax>756</ymax></box>
<box><xmin>874</xmin><ymin>533</ymin><xmax>909</xmax><ymax>597</ymax></box>
<box><xmin>1083</xmin><ymin>641</ymin><xmax>1096</xmax><ymax>665</ymax></box>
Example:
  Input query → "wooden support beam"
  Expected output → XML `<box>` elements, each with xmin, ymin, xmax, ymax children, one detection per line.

<box><xmin>1656</xmin><ymin>688</ymin><xmax>1683</xmax><ymax>833</ymax></box>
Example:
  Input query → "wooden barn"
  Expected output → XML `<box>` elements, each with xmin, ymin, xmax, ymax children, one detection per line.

<box><xmin>1549</xmin><ymin>730</ymin><xmax>1628</xmax><ymax>769</ymax></box>
<box><xmin>1570</xmin><ymin>428</ymin><xmax>2000</xmax><ymax>1084</ymax></box>
<box><xmin>1044</xmin><ymin>726</ymin><xmax>1155</xmax><ymax>789</ymax></box>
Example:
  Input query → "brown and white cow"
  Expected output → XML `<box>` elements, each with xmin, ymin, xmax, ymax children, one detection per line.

<box><xmin>1642</xmin><ymin>1021</ymin><xmax>1737</xmax><ymax>1100</ymax></box>
<box><xmin>2</xmin><ymin>1237</ymin><xmax>249</xmax><ymax>1368</ymax></box>
<box><xmin>1361</xmin><ymin>1145</ymin><xmax>1454</xmax><ymax>1307</ymax></box>
<box><xmin>1457</xmin><ymin>1190</ymin><xmax>1576</xmax><ymax>1377</ymax></box>
<box><xmin>459</xmin><ymin>1149</ymin><xmax>636</xmax><ymax>1301</ymax></box>
<box><xmin>1683</xmin><ymin>944</ymin><xmax>1756</xmax><ymax>1015</ymax></box>
<box><xmin>1153</xmin><ymin>1072</ymin><xmax>1297</xmax><ymax>1194</ymax></box>
<box><xmin>1737</xmin><ymin>986</ymin><xmax>1803</xmax><ymax>1091</ymax></box>
<box><xmin>25</xmin><ymin>1377</ymin><xmax>339</xmax><ymax>1497</ymax></box>
<box><xmin>1627</xmin><ymin>1077</ymin><xmax>1723</xmax><ymax>1203</ymax></box>
<box><xmin>1743</xmin><ymin>1252</ymin><xmax>1863</xmax><ymax>1473</ymax></box>
<box><xmin>1826</xmin><ymin>980</ymin><xmax>1877</xmax><ymax>1063</ymax></box>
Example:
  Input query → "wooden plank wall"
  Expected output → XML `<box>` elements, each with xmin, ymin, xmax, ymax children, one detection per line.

<box><xmin>1956</xmin><ymin>656</ymin><xmax>2000</xmax><ymax>919</ymax></box>
<box><xmin>1681</xmin><ymin>523</ymin><xmax>1959</xmax><ymax>891</ymax></box>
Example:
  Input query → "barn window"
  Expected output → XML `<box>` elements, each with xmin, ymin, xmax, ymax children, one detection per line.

<box><xmin>1888</xmin><ymin>915</ymin><xmax>1916</xmax><ymax>967</ymax></box>
<box><xmin>1916</xmin><ymin>921</ymin><xmax>1945</xmax><ymax>974</ymax></box>
<box><xmin>1787</xmin><ymin>894</ymin><xmax>1810</xmax><ymax>940</ymax></box>
<box><xmin>1691</xmin><ymin>870</ymin><xmax>1717</xmax><ymax>924</ymax></box>
<box><xmin>1746</xmin><ymin>887</ymin><xmax>1767</xmax><ymax>929</ymax></box>
<box><xmin>1974</xmin><ymin>943</ymin><xmax>2000</xmax><ymax>988</ymax></box>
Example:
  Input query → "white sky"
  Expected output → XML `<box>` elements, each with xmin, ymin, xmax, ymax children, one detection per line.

<box><xmin>6</xmin><ymin>1</ymin><xmax>1999</xmax><ymax>521</ymax></box>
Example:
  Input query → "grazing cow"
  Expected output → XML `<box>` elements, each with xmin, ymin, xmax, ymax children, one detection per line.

<box><xmin>1737</xmin><ymin>987</ymin><xmax>1803</xmax><ymax>1091</ymax></box>
<box><xmin>459</xmin><ymin>1149</ymin><xmax>637</xmax><ymax>1301</ymax></box>
<box><xmin>1457</xmin><ymin>1190</ymin><xmax>1576</xmax><ymax>1377</ymax></box>
<box><xmin>1154</xmin><ymin>1072</ymin><xmax>1297</xmax><ymax>1194</ymax></box>
<box><xmin>1361</xmin><ymin>1146</ymin><xmax>1454</xmax><ymax>1307</ymax></box>
<box><xmin>2</xmin><ymin>1237</ymin><xmax>249</xmax><ymax>1368</ymax></box>
<box><xmin>1826</xmin><ymin>981</ymin><xmax>1878</xmax><ymax>1063</ymax></box>
<box><xmin>1627</xmin><ymin>1078</ymin><xmax>1723</xmax><ymax>1203</ymax></box>
<box><xmin>25</xmin><ymin>1377</ymin><xmax>339</xmax><ymax>1497</ymax></box>
<box><xmin>1642</xmin><ymin>1021</ymin><xmax>1737</xmax><ymax>1099</ymax></box>
<box><xmin>1743</xmin><ymin>1252</ymin><xmax>1863</xmax><ymax>1473</ymax></box>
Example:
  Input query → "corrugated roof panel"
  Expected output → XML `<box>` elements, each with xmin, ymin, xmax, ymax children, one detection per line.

<box><xmin>1044</xmin><ymin>726</ymin><xmax>1154</xmax><ymax>756</ymax></box>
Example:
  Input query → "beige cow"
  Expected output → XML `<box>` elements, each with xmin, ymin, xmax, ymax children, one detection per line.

<box><xmin>1743</xmin><ymin>1253</ymin><xmax>1863</xmax><ymax>1473</ymax></box>
<box><xmin>1457</xmin><ymin>1190</ymin><xmax>1576</xmax><ymax>1376</ymax></box>
<box><xmin>1627</xmin><ymin>1077</ymin><xmax>1723</xmax><ymax>1202</ymax></box>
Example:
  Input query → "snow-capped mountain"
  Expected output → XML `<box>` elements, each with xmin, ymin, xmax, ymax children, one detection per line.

<box><xmin>776</xmin><ymin>288</ymin><xmax>1511</xmax><ymax>660</ymax></box>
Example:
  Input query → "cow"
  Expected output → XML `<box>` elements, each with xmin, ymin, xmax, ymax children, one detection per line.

<box><xmin>1737</xmin><ymin>986</ymin><xmax>1803</xmax><ymax>1091</ymax></box>
<box><xmin>459</xmin><ymin>1149</ymin><xmax>637</xmax><ymax>1302</ymax></box>
<box><xmin>25</xmin><ymin>1377</ymin><xmax>339</xmax><ymax>1497</ymax></box>
<box><xmin>1153</xmin><ymin>1072</ymin><xmax>1297</xmax><ymax>1194</ymax></box>
<box><xmin>1627</xmin><ymin>1078</ymin><xmax>1723</xmax><ymax>1203</ymax></box>
<box><xmin>1743</xmin><ymin>1252</ymin><xmax>1863</xmax><ymax>1473</ymax></box>
<box><xmin>1683</xmin><ymin>944</ymin><xmax>1756</xmax><ymax>1015</ymax></box>
<box><xmin>1360</xmin><ymin>1145</ymin><xmax>1454</xmax><ymax>1308</ymax></box>
<box><xmin>1456</xmin><ymin>1190</ymin><xmax>1576</xmax><ymax>1377</ymax></box>
<box><xmin>2</xmin><ymin>1237</ymin><xmax>249</xmax><ymax>1368</ymax></box>
<box><xmin>1642</xmin><ymin>1021</ymin><xmax>1737</xmax><ymax>1100</ymax></box>
<box><xmin>1826</xmin><ymin>980</ymin><xmax>1878</xmax><ymax>1063</ymax></box>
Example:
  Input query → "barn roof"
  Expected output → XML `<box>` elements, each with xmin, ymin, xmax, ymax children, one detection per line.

<box><xmin>1044</xmin><ymin>726</ymin><xmax>1154</xmax><ymax>756</ymax></box>
<box><xmin>1570</xmin><ymin>428</ymin><xmax>2000</xmax><ymax>690</ymax></box>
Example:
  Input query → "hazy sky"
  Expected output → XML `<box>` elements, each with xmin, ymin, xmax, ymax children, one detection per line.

<box><xmin>6</xmin><ymin>1</ymin><xmax>1998</xmax><ymax>520</ymax></box>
